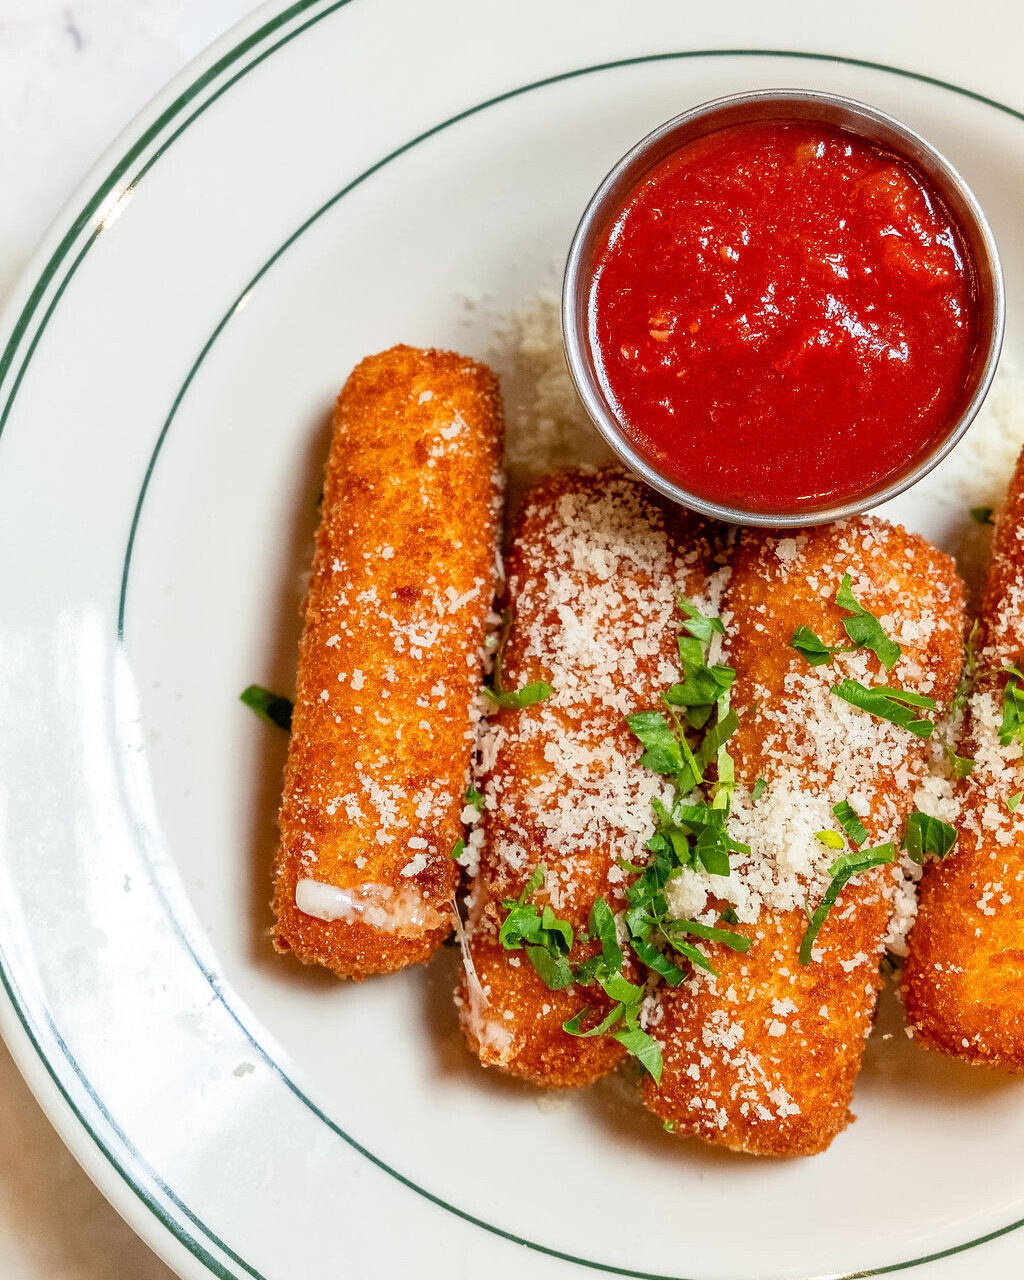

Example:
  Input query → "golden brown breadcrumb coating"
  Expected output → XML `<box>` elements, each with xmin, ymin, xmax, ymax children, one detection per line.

<box><xmin>904</xmin><ymin>448</ymin><xmax>1024</xmax><ymax>1068</ymax></box>
<box><xmin>644</xmin><ymin>517</ymin><xmax>965</xmax><ymax>1154</ymax></box>
<box><xmin>273</xmin><ymin>345</ymin><xmax>502</xmax><ymax>977</ymax></box>
<box><xmin>457</xmin><ymin>467</ymin><xmax>714</xmax><ymax>1086</ymax></box>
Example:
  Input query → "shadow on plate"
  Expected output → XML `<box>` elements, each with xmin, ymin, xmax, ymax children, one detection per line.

<box><xmin>243</xmin><ymin>404</ymin><xmax>335</xmax><ymax>991</ymax></box>
<box><xmin>413</xmin><ymin>946</ymin><xmax>756</xmax><ymax>1169</ymax></box>
<box><xmin>859</xmin><ymin>974</ymin><xmax>1020</xmax><ymax>1102</ymax></box>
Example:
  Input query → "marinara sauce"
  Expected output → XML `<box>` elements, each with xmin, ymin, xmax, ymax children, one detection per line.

<box><xmin>589</xmin><ymin>120</ymin><xmax>978</xmax><ymax>513</ymax></box>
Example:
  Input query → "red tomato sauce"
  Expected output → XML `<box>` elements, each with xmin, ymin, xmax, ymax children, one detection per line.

<box><xmin>589</xmin><ymin>120</ymin><xmax>978</xmax><ymax>513</ymax></box>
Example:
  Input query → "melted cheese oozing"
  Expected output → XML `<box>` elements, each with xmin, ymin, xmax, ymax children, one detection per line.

<box><xmin>294</xmin><ymin>879</ymin><xmax>446</xmax><ymax>935</ymax></box>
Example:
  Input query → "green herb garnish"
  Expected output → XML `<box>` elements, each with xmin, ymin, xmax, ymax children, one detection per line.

<box><xmin>970</xmin><ymin>506</ymin><xmax>995</xmax><ymax>525</ymax></box>
<box><xmin>789</xmin><ymin>626</ymin><xmax>837</xmax><ymax>666</ymax></box>
<box><xmin>561</xmin><ymin>895</ymin><xmax>665</xmax><ymax>1080</ymax></box>
<box><xmin>799</xmin><ymin>844</ymin><xmax>896</xmax><ymax>965</ymax></box>
<box><xmin>998</xmin><ymin>666</ymin><xmax>1024</xmax><ymax>751</ymax></box>
<box><xmin>834</xmin><ymin>574</ymin><xmax>902</xmax><ymax>670</ymax></box>
<box><xmin>464</xmin><ymin>785</ymin><xmax>484</xmax><ymax>812</ymax></box>
<box><xmin>484</xmin><ymin>607</ymin><xmax>554</xmax><ymax>709</ymax></box>
<box><xmin>901</xmin><ymin>811</ymin><xmax>958</xmax><ymax>864</ymax></box>
<box><xmin>561</xmin><ymin>597</ymin><xmax>746</xmax><ymax>1081</ymax></box>
<box><xmin>497</xmin><ymin>865</ymin><xmax>574</xmax><ymax>987</ymax></box>
<box><xmin>662</xmin><ymin>916</ymin><xmax>751</xmax><ymax>953</ymax></box>
<box><xmin>814</xmin><ymin>829</ymin><xmax>845</xmax><ymax>850</ymax></box>
<box><xmin>625</xmin><ymin>710</ymin><xmax>690</xmax><ymax>777</ymax></box>
<box><xmin>832</xmin><ymin>800</ymin><xmax>868</xmax><ymax>848</ymax></box>
<box><xmin>677</xmin><ymin>596</ymin><xmax>726</xmax><ymax>642</ymax></box>
<box><xmin>1009</xmin><ymin>793</ymin><xmax>1023</xmax><ymax>814</ymax></box>
<box><xmin>789</xmin><ymin>574</ymin><xmax>901</xmax><ymax>671</ymax></box>
<box><xmin>831</xmin><ymin>679</ymin><xmax>936</xmax><ymax>738</ymax></box>
<box><xmin>697</xmin><ymin>708</ymin><xmax>739</xmax><ymax>769</ymax></box>
<box><xmin>751</xmin><ymin>778</ymin><xmax>767</xmax><ymax>802</ymax></box>
<box><xmin>527</xmin><ymin>947</ymin><xmax>575</xmax><ymax>990</ymax></box>
<box><xmin>944</xmin><ymin>746</ymin><xmax>975</xmax><ymax>779</ymax></box>
<box><xmin>664</xmin><ymin>598</ymin><xmax>735</xmax><ymax>730</ymax></box>
<box><xmin>933</xmin><ymin>626</ymin><xmax>979</xmax><ymax>777</ymax></box>
<box><xmin>613</xmin><ymin>1026</ymin><xmax>664</xmax><ymax>1080</ymax></box>
<box><xmin>562</xmin><ymin>1004</ymin><xmax>626</xmax><ymax>1038</ymax></box>
<box><xmin>484</xmin><ymin>681</ymin><xmax>554</xmax><ymax>710</ymax></box>
<box><xmin>450</xmin><ymin>837</ymin><xmax>466</xmax><ymax>861</ymax></box>
<box><xmin>240</xmin><ymin>684</ymin><xmax>293</xmax><ymax>731</ymax></box>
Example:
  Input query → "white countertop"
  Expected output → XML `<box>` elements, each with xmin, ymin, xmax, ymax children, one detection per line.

<box><xmin>0</xmin><ymin>5</ymin><xmax>257</xmax><ymax>1274</ymax></box>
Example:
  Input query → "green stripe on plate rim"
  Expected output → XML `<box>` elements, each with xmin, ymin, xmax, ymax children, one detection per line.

<box><xmin>2</xmin><ymin>2</ymin><xmax>1024</xmax><ymax>1275</ymax></box>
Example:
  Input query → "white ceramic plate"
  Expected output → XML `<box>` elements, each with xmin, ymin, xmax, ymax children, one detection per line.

<box><xmin>3</xmin><ymin>2</ymin><xmax>1024</xmax><ymax>1277</ymax></box>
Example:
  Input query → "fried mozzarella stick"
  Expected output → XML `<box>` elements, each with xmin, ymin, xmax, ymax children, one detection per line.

<box><xmin>457</xmin><ymin>467</ymin><xmax>713</xmax><ymax>1086</ymax></box>
<box><xmin>904</xmin><ymin>448</ymin><xmax>1024</xmax><ymax>1068</ymax></box>
<box><xmin>272</xmin><ymin>345</ymin><xmax>502</xmax><ymax>977</ymax></box>
<box><xmin>643</xmin><ymin>519</ymin><xmax>965</xmax><ymax>1154</ymax></box>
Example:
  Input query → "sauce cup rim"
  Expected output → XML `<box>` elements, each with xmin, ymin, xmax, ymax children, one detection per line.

<box><xmin>561</xmin><ymin>88</ymin><xmax>1005</xmax><ymax>528</ymax></box>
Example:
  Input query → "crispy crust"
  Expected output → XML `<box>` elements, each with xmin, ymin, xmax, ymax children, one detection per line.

<box><xmin>272</xmin><ymin>345</ymin><xmax>502</xmax><ymax>977</ymax></box>
<box><xmin>458</xmin><ymin>467</ymin><xmax>715</xmax><ymax>1086</ymax></box>
<box><xmin>644</xmin><ymin>518</ymin><xmax>965</xmax><ymax>1154</ymax></box>
<box><xmin>903</xmin><ymin>449</ymin><xmax>1024</xmax><ymax>1068</ymax></box>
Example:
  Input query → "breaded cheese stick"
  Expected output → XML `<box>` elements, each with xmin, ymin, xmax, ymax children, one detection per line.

<box><xmin>272</xmin><ymin>345</ymin><xmax>502</xmax><ymax>977</ymax></box>
<box><xmin>643</xmin><ymin>518</ymin><xmax>965</xmax><ymax>1154</ymax></box>
<box><xmin>457</xmin><ymin>466</ymin><xmax>713</xmax><ymax>1086</ymax></box>
<box><xmin>904</xmin><ymin>448</ymin><xmax>1024</xmax><ymax>1068</ymax></box>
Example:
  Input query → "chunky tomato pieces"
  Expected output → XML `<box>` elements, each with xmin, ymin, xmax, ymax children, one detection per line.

<box><xmin>590</xmin><ymin>120</ymin><xmax>978</xmax><ymax>512</ymax></box>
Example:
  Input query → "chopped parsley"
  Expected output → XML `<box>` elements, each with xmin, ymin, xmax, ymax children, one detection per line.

<box><xmin>834</xmin><ymin>573</ymin><xmax>902</xmax><ymax>670</ymax></box>
<box><xmin>494</xmin><ymin>880</ymin><xmax>666</xmax><ymax>1079</ymax></box>
<box><xmin>952</xmin><ymin>621</ymin><xmax>979</xmax><ymax>715</ymax></box>
<box><xmin>832</xmin><ymin>800</ymin><xmax>868</xmax><ymax>848</ymax></box>
<box><xmin>943</xmin><ymin>746</ymin><xmax>975</xmax><ymax>779</ymax></box>
<box><xmin>939</xmin><ymin>629</ymin><xmax>978</xmax><ymax>776</ymax></box>
<box><xmin>661</xmin><ymin>916</ymin><xmax>751</xmax><ymax>952</ymax></box>
<box><xmin>799</xmin><ymin>843</ymin><xmax>896</xmax><ymax>965</ymax></box>
<box><xmin>484</xmin><ymin>680</ymin><xmax>554</xmax><ymax>710</ymax></box>
<box><xmin>790</xmin><ymin>626</ymin><xmax>837</xmax><ymax>666</ymax></box>
<box><xmin>561</xmin><ymin>896</ymin><xmax>665</xmax><ymax>1081</ymax></box>
<box><xmin>814</xmin><ymin>829</ymin><xmax>845</xmax><ymax>850</ymax></box>
<box><xmin>831</xmin><ymin>679</ymin><xmax>936</xmax><ymax>738</ymax></box>
<box><xmin>625</xmin><ymin>710</ymin><xmax>694</xmax><ymax>779</ymax></box>
<box><xmin>998</xmin><ymin>666</ymin><xmax>1024</xmax><ymax>751</ymax></box>
<box><xmin>240</xmin><ymin>684</ymin><xmax>293</xmax><ymax>731</ymax></box>
<box><xmin>901</xmin><ymin>812</ymin><xmax>957</xmax><ymax>864</ymax></box>
<box><xmin>677</xmin><ymin>596</ymin><xmax>725</xmax><ymax>642</ymax></box>
<box><xmin>484</xmin><ymin>608</ymin><xmax>554</xmax><ymax>709</ymax></box>
<box><xmin>520</xmin><ymin>598</ymin><xmax>749</xmax><ymax>1081</ymax></box>
<box><xmin>1009</xmin><ymin>792</ymin><xmax>1023</xmax><ymax>814</ymax></box>
<box><xmin>664</xmin><ymin>597</ymin><xmax>735</xmax><ymax>732</ymax></box>
<box><xmin>790</xmin><ymin>574</ymin><xmax>901</xmax><ymax>671</ymax></box>
<box><xmin>449</xmin><ymin>837</ymin><xmax>466</xmax><ymax>861</ymax></box>
<box><xmin>970</xmin><ymin>506</ymin><xmax>995</xmax><ymax>525</ymax></box>
<box><xmin>751</xmin><ymin>777</ymin><xmax>767</xmax><ymax>802</ymax></box>
<box><xmin>464</xmin><ymin>785</ymin><xmax>484</xmax><ymax>812</ymax></box>
<box><xmin>498</xmin><ymin>865</ymin><xmax>574</xmax><ymax>988</ymax></box>
<box><xmin>697</xmin><ymin>708</ymin><xmax>740</xmax><ymax>769</ymax></box>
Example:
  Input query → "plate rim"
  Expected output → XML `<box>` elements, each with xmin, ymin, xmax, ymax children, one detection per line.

<box><xmin>3</xmin><ymin>6</ymin><xmax>1024</xmax><ymax>1277</ymax></box>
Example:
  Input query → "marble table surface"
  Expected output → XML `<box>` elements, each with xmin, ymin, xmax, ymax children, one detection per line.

<box><xmin>0</xmin><ymin>5</ymin><xmax>257</xmax><ymax>1275</ymax></box>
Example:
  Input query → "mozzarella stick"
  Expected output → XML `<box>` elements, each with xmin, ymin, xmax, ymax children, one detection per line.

<box><xmin>643</xmin><ymin>518</ymin><xmax>965</xmax><ymax>1154</ymax></box>
<box><xmin>272</xmin><ymin>345</ymin><xmax>502</xmax><ymax>977</ymax></box>
<box><xmin>904</xmin><ymin>448</ymin><xmax>1024</xmax><ymax>1068</ymax></box>
<box><xmin>457</xmin><ymin>467</ymin><xmax>713</xmax><ymax>1086</ymax></box>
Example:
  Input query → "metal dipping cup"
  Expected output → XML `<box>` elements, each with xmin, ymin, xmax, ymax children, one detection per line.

<box><xmin>561</xmin><ymin>89</ymin><xmax>1005</xmax><ymax>527</ymax></box>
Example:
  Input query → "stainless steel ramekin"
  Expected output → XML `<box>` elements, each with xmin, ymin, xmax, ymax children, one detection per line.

<box><xmin>561</xmin><ymin>89</ymin><xmax>1005</xmax><ymax>527</ymax></box>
